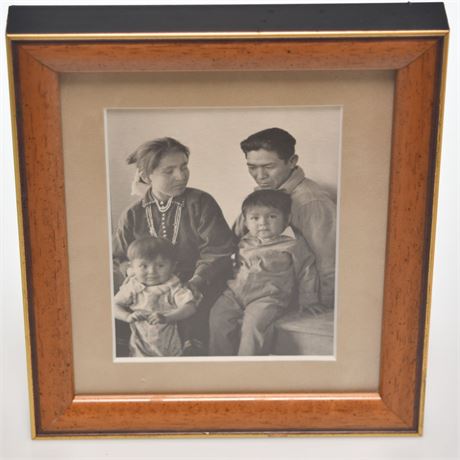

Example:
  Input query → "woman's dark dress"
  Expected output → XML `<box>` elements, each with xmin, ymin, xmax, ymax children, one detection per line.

<box><xmin>112</xmin><ymin>187</ymin><xmax>235</xmax><ymax>356</ymax></box>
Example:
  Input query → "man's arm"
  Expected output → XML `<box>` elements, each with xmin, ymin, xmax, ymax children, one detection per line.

<box><xmin>291</xmin><ymin>238</ymin><xmax>323</xmax><ymax>313</ymax></box>
<box><xmin>293</xmin><ymin>200</ymin><xmax>336</xmax><ymax>309</ymax></box>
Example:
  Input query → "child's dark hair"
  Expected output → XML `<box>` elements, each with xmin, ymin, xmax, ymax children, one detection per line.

<box><xmin>127</xmin><ymin>237</ymin><xmax>176</xmax><ymax>262</ymax></box>
<box><xmin>126</xmin><ymin>137</ymin><xmax>190</xmax><ymax>180</ymax></box>
<box><xmin>240</xmin><ymin>127</ymin><xmax>296</xmax><ymax>161</ymax></box>
<box><xmin>242</xmin><ymin>190</ymin><xmax>292</xmax><ymax>220</ymax></box>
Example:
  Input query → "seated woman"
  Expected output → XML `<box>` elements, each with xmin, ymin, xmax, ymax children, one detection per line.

<box><xmin>112</xmin><ymin>137</ymin><xmax>235</xmax><ymax>356</ymax></box>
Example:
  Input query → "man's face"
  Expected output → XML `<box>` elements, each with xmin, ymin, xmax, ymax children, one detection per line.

<box><xmin>245</xmin><ymin>149</ymin><xmax>297</xmax><ymax>189</ymax></box>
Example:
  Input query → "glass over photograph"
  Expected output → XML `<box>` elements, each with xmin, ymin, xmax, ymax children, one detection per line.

<box><xmin>105</xmin><ymin>107</ymin><xmax>341</xmax><ymax>360</ymax></box>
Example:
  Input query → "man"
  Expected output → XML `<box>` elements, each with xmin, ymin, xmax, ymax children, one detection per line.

<box><xmin>234</xmin><ymin>127</ymin><xmax>336</xmax><ymax>309</ymax></box>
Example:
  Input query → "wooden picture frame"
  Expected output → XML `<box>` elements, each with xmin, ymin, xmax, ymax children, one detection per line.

<box><xmin>6</xmin><ymin>4</ymin><xmax>449</xmax><ymax>437</ymax></box>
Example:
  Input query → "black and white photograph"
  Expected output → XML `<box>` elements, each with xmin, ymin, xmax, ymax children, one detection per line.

<box><xmin>106</xmin><ymin>107</ymin><xmax>341</xmax><ymax>359</ymax></box>
<box><xmin>3</xmin><ymin>0</ymin><xmax>458</xmax><ymax>453</ymax></box>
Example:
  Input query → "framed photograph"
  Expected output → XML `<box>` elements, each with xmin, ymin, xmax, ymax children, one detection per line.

<box><xmin>6</xmin><ymin>3</ymin><xmax>449</xmax><ymax>437</ymax></box>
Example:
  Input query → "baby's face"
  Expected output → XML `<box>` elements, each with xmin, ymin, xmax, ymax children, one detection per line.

<box><xmin>130</xmin><ymin>255</ymin><xmax>174</xmax><ymax>286</ymax></box>
<box><xmin>244</xmin><ymin>205</ymin><xmax>287</xmax><ymax>241</ymax></box>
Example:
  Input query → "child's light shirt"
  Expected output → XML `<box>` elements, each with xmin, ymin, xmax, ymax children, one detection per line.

<box><xmin>114</xmin><ymin>275</ymin><xmax>194</xmax><ymax>357</ymax></box>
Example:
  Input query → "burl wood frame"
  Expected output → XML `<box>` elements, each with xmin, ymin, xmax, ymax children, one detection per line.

<box><xmin>7</xmin><ymin>5</ymin><xmax>448</xmax><ymax>438</ymax></box>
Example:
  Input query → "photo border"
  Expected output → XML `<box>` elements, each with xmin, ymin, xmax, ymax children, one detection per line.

<box><xmin>6</xmin><ymin>4</ymin><xmax>449</xmax><ymax>437</ymax></box>
<box><xmin>105</xmin><ymin>105</ymin><xmax>341</xmax><ymax>363</ymax></box>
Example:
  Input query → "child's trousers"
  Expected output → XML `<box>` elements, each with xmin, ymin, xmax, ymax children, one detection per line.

<box><xmin>209</xmin><ymin>289</ymin><xmax>284</xmax><ymax>356</ymax></box>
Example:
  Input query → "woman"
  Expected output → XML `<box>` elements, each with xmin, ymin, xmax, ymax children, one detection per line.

<box><xmin>112</xmin><ymin>137</ymin><xmax>235</xmax><ymax>356</ymax></box>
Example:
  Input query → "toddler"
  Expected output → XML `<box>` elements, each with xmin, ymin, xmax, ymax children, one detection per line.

<box><xmin>114</xmin><ymin>237</ymin><xmax>198</xmax><ymax>357</ymax></box>
<box><xmin>209</xmin><ymin>189</ymin><xmax>322</xmax><ymax>356</ymax></box>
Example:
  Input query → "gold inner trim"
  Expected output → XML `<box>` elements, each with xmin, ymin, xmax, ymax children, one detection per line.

<box><xmin>417</xmin><ymin>32</ymin><xmax>450</xmax><ymax>436</ymax></box>
<box><xmin>5</xmin><ymin>36</ymin><xmax>37</xmax><ymax>438</ymax></box>
<box><xmin>6</xmin><ymin>30</ymin><xmax>449</xmax><ymax>42</ymax></box>
<box><xmin>33</xmin><ymin>431</ymin><xmax>420</xmax><ymax>440</ymax></box>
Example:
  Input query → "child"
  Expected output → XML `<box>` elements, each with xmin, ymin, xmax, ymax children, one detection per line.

<box><xmin>114</xmin><ymin>236</ymin><xmax>198</xmax><ymax>357</ymax></box>
<box><xmin>209</xmin><ymin>190</ymin><xmax>323</xmax><ymax>356</ymax></box>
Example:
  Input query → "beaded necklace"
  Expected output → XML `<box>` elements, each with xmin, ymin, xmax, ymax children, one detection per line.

<box><xmin>145</xmin><ymin>197</ymin><xmax>183</xmax><ymax>245</ymax></box>
<box><xmin>154</xmin><ymin>196</ymin><xmax>173</xmax><ymax>213</ymax></box>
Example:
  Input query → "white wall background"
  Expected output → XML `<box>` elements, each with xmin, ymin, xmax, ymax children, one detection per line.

<box><xmin>1</xmin><ymin>0</ymin><xmax>458</xmax><ymax>459</ymax></box>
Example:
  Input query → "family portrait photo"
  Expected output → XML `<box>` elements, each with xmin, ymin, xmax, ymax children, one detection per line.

<box><xmin>105</xmin><ymin>107</ymin><xmax>341</xmax><ymax>360</ymax></box>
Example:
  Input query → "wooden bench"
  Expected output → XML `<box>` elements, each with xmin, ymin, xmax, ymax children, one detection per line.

<box><xmin>272</xmin><ymin>310</ymin><xmax>334</xmax><ymax>356</ymax></box>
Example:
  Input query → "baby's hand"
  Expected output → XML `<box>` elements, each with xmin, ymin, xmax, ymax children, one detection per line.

<box><xmin>156</xmin><ymin>311</ymin><xmax>176</xmax><ymax>324</ymax></box>
<box><xmin>147</xmin><ymin>312</ymin><xmax>165</xmax><ymax>325</ymax></box>
<box><xmin>127</xmin><ymin>309</ymin><xmax>150</xmax><ymax>323</ymax></box>
<box><xmin>146</xmin><ymin>312</ymin><xmax>179</xmax><ymax>325</ymax></box>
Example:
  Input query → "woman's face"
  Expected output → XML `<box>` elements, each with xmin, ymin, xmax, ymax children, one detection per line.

<box><xmin>148</xmin><ymin>151</ymin><xmax>190</xmax><ymax>200</ymax></box>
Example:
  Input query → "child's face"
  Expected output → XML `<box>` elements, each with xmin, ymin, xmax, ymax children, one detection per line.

<box><xmin>130</xmin><ymin>255</ymin><xmax>174</xmax><ymax>286</ymax></box>
<box><xmin>244</xmin><ymin>205</ymin><xmax>288</xmax><ymax>241</ymax></box>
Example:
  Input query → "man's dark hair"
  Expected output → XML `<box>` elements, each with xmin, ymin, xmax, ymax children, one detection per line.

<box><xmin>240</xmin><ymin>127</ymin><xmax>296</xmax><ymax>161</ymax></box>
<box><xmin>242</xmin><ymin>189</ymin><xmax>292</xmax><ymax>220</ymax></box>
<box><xmin>127</xmin><ymin>236</ymin><xmax>176</xmax><ymax>262</ymax></box>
